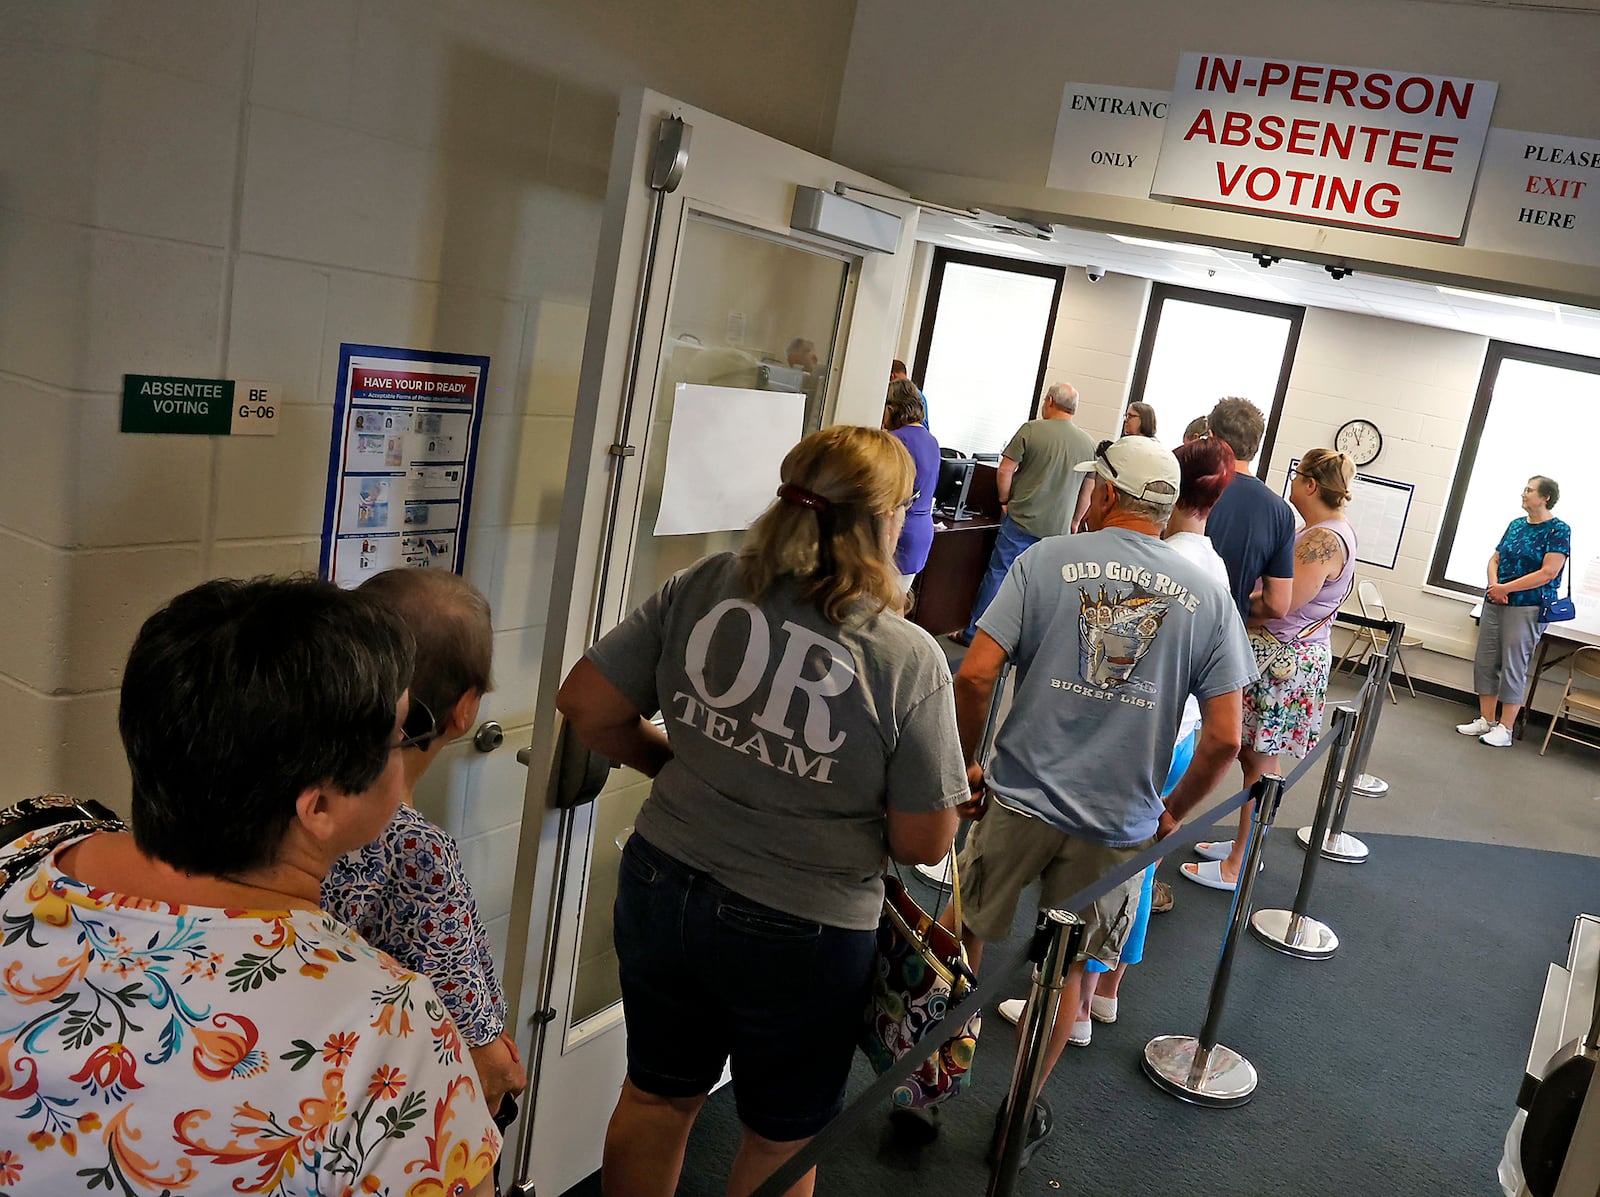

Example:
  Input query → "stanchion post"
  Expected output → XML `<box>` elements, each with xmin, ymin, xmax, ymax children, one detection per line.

<box><xmin>988</xmin><ymin>911</ymin><xmax>1083</xmax><ymax>1197</ymax></box>
<box><xmin>1251</xmin><ymin>705</ymin><xmax>1357</xmax><ymax>959</ymax></box>
<box><xmin>1348</xmin><ymin>620</ymin><xmax>1402</xmax><ymax>800</ymax></box>
<box><xmin>1144</xmin><ymin>775</ymin><xmax>1285</xmax><ymax>1107</ymax></box>
<box><xmin>1300</xmin><ymin>655</ymin><xmax>1380</xmax><ymax>864</ymax></box>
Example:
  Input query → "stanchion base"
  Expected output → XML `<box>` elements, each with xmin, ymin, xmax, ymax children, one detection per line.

<box><xmin>1295</xmin><ymin>827</ymin><xmax>1370</xmax><ymax>863</ymax></box>
<box><xmin>1351</xmin><ymin>773</ymin><xmax>1390</xmax><ymax>799</ymax></box>
<box><xmin>1249</xmin><ymin>908</ymin><xmax>1339</xmax><ymax>959</ymax></box>
<box><xmin>914</xmin><ymin>854</ymin><xmax>952</xmax><ymax>887</ymax></box>
<box><xmin>1142</xmin><ymin>1036</ymin><xmax>1257</xmax><ymax>1107</ymax></box>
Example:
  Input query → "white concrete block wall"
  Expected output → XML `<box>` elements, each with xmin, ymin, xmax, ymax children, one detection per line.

<box><xmin>3</xmin><ymin>0</ymin><xmax>858</xmax><ymax>977</ymax></box>
<box><xmin>1044</xmin><ymin>271</ymin><xmax>1152</xmax><ymax>442</ymax></box>
<box><xmin>1263</xmin><ymin>310</ymin><xmax>1489</xmax><ymax>662</ymax></box>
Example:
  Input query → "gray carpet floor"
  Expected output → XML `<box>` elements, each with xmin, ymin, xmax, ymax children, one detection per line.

<box><xmin>578</xmin><ymin>829</ymin><xmax>1598</xmax><ymax>1196</ymax></box>
<box><xmin>562</xmin><ymin>684</ymin><xmax>1600</xmax><ymax>1196</ymax></box>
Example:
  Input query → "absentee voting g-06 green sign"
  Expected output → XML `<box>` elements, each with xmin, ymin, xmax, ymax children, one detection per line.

<box><xmin>121</xmin><ymin>375</ymin><xmax>280</xmax><ymax>436</ymax></box>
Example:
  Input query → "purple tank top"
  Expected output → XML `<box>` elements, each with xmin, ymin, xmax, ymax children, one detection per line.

<box><xmin>1262</xmin><ymin>518</ymin><xmax>1356</xmax><ymax>647</ymax></box>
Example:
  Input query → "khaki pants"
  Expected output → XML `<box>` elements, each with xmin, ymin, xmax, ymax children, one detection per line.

<box><xmin>956</xmin><ymin>800</ymin><xmax>1150</xmax><ymax>967</ymax></box>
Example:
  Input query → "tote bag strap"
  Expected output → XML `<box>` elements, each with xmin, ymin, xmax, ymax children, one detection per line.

<box><xmin>948</xmin><ymin>846</ymin><xmax>963</xmax><ymax>944</ymax></box>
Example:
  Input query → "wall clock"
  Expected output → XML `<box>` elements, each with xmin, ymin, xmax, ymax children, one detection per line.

<box><xmin>1335</xmin><ymin>418</ymin><xmax>1382</xmax><ymax>466</ymax></box>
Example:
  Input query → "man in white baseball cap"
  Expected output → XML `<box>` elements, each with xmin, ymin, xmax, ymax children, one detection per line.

<box><xmin>941</xmin><ymin>435</ymin><xmax>1255</xmax><ymax>1167</ymax></box>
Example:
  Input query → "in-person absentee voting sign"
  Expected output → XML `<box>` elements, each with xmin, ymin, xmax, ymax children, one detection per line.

<box><xmin>320</xmin><ymin>344</ymin><xmax>489</xmax><ymax>585</ymax></box>
<box><xmin>1151</xmin><ymin>53</ymin><xmax>1497</xmax><ymax>240</ymax></box>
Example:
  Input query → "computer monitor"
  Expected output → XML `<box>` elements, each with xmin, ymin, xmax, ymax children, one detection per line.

<box><xmin>934</xmin><ymin>457</ymin><xmax>976</xmax><ymax>520</ymax></box>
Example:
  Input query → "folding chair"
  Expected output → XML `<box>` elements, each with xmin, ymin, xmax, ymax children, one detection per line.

<box><xmin>1540</xmin><ymin>646</ymin><xmax>1600</xmax><ymax>756</ymax></box>
<box><xmin>1346</xmin><ymin>579</ymin><xmax>1422</xmax><ymax>703</ymax></box>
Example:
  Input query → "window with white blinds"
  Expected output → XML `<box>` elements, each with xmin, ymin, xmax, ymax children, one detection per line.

<box><xmin>913</xmin><ymin>250</ymin><xmax>1065</xmax><ymax>458</ymax></box>
<box><xmin>1126</xmin><ymin>284</ymin><xmax>1304</xmax><ymax>472</ymax></box>
<box><xmin>1431</xmin><ymin>343</ymin><xmax>1600</xmax><ymax>639</ymax></box>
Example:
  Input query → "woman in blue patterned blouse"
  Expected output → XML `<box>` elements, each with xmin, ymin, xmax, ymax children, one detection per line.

<box><xmin>322</xmin><ymin>568</ymin><xmax>527</xmax><ymax>1114</ymax></box>
<box><xmin>1456</xmin><ymin>476</ymin><xmax>1571</xmax><ymax>748</ymax></box>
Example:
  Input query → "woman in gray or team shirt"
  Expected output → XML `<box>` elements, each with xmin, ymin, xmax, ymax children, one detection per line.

<box><xmin>557</xmin><ymin>425</ymin><xmax>966</xmax><ymax>1197</ymax></box>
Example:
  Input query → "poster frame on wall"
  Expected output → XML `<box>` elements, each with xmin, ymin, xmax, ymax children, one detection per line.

<box><xmin>1284</xmin><ymin>457</ymin><xmax>1415</xmax><ymax>572</ymax></box>
<box><xmin>319</xmin><ymin>342</ymin><xmax>490</xmax><ymax>585</ymax></box>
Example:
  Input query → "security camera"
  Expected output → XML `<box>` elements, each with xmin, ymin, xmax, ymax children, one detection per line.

<box><xmin>1085</xmin><ymin>265</ymin><xmax>1106</xmax><ymax>283</ymax></box>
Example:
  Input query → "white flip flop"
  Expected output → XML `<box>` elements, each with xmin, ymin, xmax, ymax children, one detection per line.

<box><xmin>1194</xmin><ymin>840</ymin><xmax>1233</xmax><ymax>861</ymax></box>
<box><xmin>1180</xmin><ymin>859</ymin><xmax>1259</xmax><ymax>891</ymax></box>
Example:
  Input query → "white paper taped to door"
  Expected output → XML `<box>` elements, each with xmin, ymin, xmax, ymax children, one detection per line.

<box><xmin>653</xmin><ymin>384</ymin><xmax>805</xmax><ymax>537</ymax></box>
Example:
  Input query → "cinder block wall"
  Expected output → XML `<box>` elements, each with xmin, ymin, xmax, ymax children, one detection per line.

<box><xmin>0</xmin><ymin>0</ymin><xmax>854</xmax><ymax>968</ymax></box>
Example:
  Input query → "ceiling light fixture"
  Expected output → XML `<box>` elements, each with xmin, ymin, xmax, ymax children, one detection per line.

<box><xmin>1435</xmin><ymin>285</ymin><xmax>1559</xmax><ymax>314</ymax></box>
<box><xmin>949</xmin><ymin>234</ymin><xmax>1046</xmax><ymax>258</ymax></box>
<box><xmin>1108</xmin><ymin>235</ymin><xmax>1220</xmax><ymax>258</ymax></box>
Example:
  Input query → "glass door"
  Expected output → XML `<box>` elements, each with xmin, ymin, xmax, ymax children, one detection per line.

<box><xmin>570</xmin><ymin>215</ymin><xmax>849</xmax><ymax>1025</ymax></box>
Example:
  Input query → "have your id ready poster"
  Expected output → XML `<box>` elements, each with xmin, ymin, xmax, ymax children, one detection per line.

<box><xmin>320</xmin><ymin>344</ymin><xmax>489</xmax><ymax>585</ymax></box>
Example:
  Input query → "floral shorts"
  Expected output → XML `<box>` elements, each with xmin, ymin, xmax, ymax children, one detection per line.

<box><xmin>1242</xmin><ymin>632</ymin><xmax>1333</xmax><ymax>759</ymax></box>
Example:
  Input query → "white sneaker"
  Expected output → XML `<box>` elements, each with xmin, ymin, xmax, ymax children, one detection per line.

<box><xmin>997</xmin><ymin>998</ymin><xmax>1025</xmax><ymax>1026</ymax></box>
<box><xmin>1480</xmin><ymin>723</ymin><xmax>1513</xmax><ymax>748</ymax></box>
<box><xmin>1456</xmin><ymin>716</ymin><xmax>1493</xmax><ymax>736</ymax></box>
<box><xmin>1090</xmin><ymin>995</ymin><xmax>1118</xmax><ymax>1024</ymax></box>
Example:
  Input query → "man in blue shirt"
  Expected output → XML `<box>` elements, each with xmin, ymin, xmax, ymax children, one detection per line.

<box><xmin>1203</xmin><ymin>397</ymin><xmax>1295</xmax><ymax>624</ymax></box>
<box><xmin>1187</xmin><ymin>397</ymin><xmax>1294</xmax><ymax>890</ymax></box>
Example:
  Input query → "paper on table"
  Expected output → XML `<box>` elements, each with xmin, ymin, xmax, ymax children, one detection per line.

<box><xmin>654</xmin><ymin>383</ymin><xmax>805</xmax><ymax>536</ymax></box>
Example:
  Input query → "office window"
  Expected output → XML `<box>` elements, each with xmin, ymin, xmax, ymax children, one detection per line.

<box><xmin>912</xmin><ymin>248</ymin><xmax>1064</xmax><ymax>457</ymax></box>
<box><xmin>1126</xmin><ymin>284</ymin><xmax>1303</xmax><ymax>470</ymax></box>
<box><xmin>1430</xmin><ymin>343</ymin><xmax>1598</xmax><ymax>631</ymax></box>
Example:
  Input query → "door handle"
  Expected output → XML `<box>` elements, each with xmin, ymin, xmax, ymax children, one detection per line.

<box><xmin>555</xmin><ymin>718</ymin><xmax>613</xmax><ymax>809</ymax></box>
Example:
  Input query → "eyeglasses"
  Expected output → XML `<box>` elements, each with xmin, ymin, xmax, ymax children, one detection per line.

<box><xmin>898</xmin><ymin>490</ymin><xmax>920</xmax><ymax>511</ymax></box>
<box><xmin>394</xmin><ymin>697</ymin><xmax>439</xmax><ymax>751</ymax></box>
<box><xmin>1094</xmin><ymin>440</ymin><xmax>1118</xmax><ymax>479</ymax></box>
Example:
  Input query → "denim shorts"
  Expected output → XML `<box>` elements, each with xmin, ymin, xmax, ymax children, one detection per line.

<box><xmin>613</xmin><ymin>834</ymin><xmax>877</xmax><ymax>1141</ymax></box>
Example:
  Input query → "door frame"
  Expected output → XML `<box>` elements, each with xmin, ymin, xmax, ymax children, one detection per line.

<box><xmin>498</xmin><ymin>87</ymin><xmax>920</xmax><ymax>1195</ymax></box>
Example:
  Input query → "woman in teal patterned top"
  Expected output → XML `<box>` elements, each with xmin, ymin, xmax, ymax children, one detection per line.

<box><xmin>1457</xmin><ymin>476</ymin><xmax>1571</xmax><ymax>748</ymax></box>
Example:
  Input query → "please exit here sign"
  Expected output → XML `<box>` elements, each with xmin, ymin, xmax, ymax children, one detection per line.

<box><xmin>121</xmin><ymin>375</ymin><xmax>281</xmax><ymax>436</ymax></box>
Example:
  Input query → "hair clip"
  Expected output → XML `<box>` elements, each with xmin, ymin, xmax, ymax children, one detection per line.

<box><xmin>777</xmin><ymin>483</ymin><xmax>830</xmax><ymax>512</ymax></box>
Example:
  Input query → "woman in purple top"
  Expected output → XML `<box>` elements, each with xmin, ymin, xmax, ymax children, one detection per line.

<box><xmin>1187</xmin><ymin>447</ymin><xmax>1358</xmax><ymax>890</ymax></box>
<box><xmin>883</xmin><ymin>379</ymin><xmax>941</xmax><ymax>589</ymax></box>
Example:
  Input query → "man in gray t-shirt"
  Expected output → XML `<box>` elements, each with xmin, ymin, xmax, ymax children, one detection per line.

<box><xmin>958</xmin><ymin>382</ymin><xmax>1095</xmax><ymax>644</ymax></box>
<box><xmin>946</xmin><ymin>436</ymin><xmax>1255</xmax><ymax>1120</ymax></box>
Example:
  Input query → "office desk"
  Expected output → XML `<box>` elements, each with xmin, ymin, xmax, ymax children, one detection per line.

<box><xmin>910</xmin><ymin>515</ymin><xmax>1002</xmax><ymax>636</ymax></box>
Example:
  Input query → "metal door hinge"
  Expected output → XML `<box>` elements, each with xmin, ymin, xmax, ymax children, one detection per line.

<box><xmin>607</xmin><ymin>443</ymin><xmax>636</xmax><ymax>458</ymax></box>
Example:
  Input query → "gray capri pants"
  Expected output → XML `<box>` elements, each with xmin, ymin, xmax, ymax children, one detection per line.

<box><xmin>1473</xmin><ymin>602</ymin><xmax>1547</xmax><ymax>705</ymax></box>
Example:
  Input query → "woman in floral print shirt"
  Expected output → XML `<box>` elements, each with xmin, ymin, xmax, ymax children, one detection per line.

<box><xmin>0</xmin><ymin>578</ymin><xmax>499</xmax><ymax>1196</ymax></box>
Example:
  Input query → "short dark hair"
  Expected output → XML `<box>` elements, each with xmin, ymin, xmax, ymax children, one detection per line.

<box><xmin>359</xmin><ymin>568</ymin><xmax>493</xmax><ymax>745</ymax></box>
<box><xmin>890</xmin><ymin>359</ymin><xmax>909</xmax><ymax>377</ymax></box>
<box><xmin>1531</xmin><ymin>475</ymin><xmax>1560</xmax><ymax>509</ymax></box>
<box><xmin>883</xmin><ymin>378</ymin><xmax>926</xmax><ymax>429</ymax></box>
<box><xmin>1207</xmin><ymin>397</ymin><xmax>1266</xmax><ymax>461</ymax></box>
<box><xmin>1174</xmin><ymin>437</ymin><xmax>1233</xmax><ymax>514</ymax></box>
<box><xmin>120</xmin><ymin>577</ymin><xmax>413</xmax><ymax>876</ymax></box>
